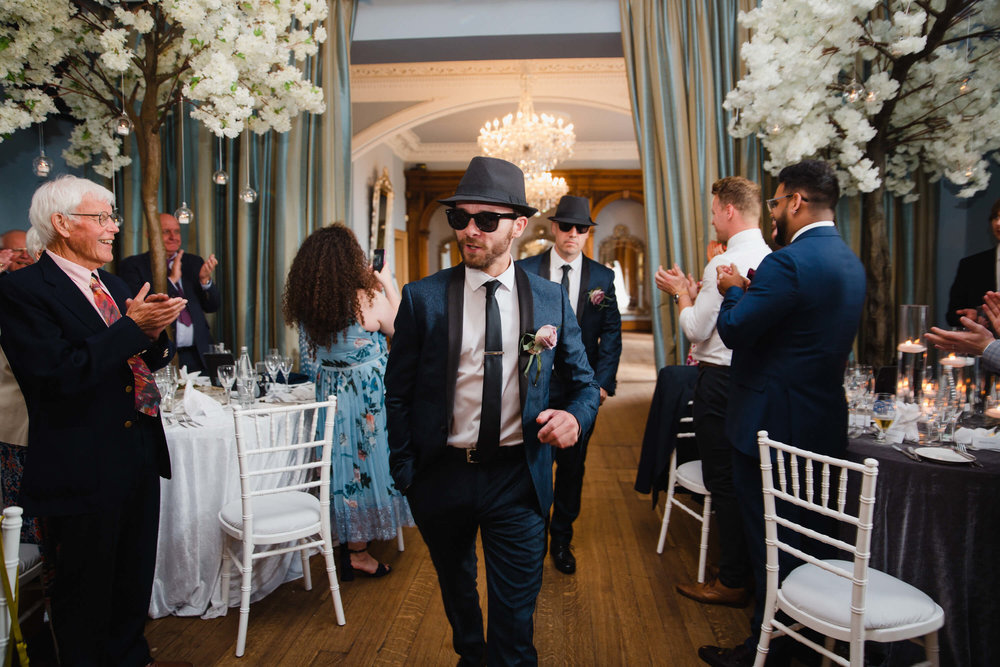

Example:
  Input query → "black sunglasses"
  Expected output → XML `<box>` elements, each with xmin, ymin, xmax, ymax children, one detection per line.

<box><xmin>445</xmin><ymin>208</ymin><xmax>519</xmax><ymax>233</ymax></box>
<box><xmin>557</xmin><ymin>222</ymin><xmax>591</xmax><ymax>235</ymax></box>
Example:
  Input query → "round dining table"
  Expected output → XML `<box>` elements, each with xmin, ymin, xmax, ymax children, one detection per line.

<box><xmin>847</xmin><ymin>436</ymin><xmax>1000</xmax><ymax>667</ymax></box>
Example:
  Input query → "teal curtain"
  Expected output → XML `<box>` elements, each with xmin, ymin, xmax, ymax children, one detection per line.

<box><xmin>619</xmin><ymin>0</ymin><xmax>760</xmax><ymax>367</ymax></box>
<box><xmin>115</xmin><ymin>0</ymin><xmax>356</xmax><ymax>365</ymax></box>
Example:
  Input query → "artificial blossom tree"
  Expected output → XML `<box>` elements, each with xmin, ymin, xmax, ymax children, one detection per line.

<box><xmin>0</xmin><ymin>0</ymin><xmax>327</xmax><ymax>292</ymax></box>
<box><xmin>725</xmin><ymin>0</ymin><xmax>1000</xmax><ymax>365</ymax></box>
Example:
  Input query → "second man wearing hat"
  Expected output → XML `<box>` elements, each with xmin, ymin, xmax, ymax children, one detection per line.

<box><xmin>517</xmin><ymin>195</ymin><xmax>622</xmax><ymax>575</ymax></box>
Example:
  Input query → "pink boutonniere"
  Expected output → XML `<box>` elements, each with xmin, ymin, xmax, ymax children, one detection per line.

<box><xmin>588</xmin><ymin>288</ymin><xmax>612</xmax><ymax>309</ymax></box>
<box><xmin>521</xmin><ymin>324</ymin><xmax>558</xmax><ymax>385</ymax></box>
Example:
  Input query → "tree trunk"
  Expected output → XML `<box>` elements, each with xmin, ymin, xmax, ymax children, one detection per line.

<box><xmin>132</xmin><ymin>57</ymin><xmax>166</xmax><ymax>295</ymax></box>
<box><xmin>860</xmin><ymin>182</ymin><xmax>894</xmax><ymax>368</ymax></box>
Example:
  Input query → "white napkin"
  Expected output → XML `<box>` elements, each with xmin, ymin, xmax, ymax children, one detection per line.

<box><xmin>288</xmin><ymin>382</ymin><xmax>316</xmax><ymax>402</ymax></box>
<box><xmin>885</xmin><ymin>402</ymin><xmax>921</xmax><ymax>443</ymax></box>
<box><xmin>183</xmin><ymin>384</ymin><xmax>226</xmax><ymax>420</ymax></box>
<box><xmin>178</xmin><ymin>366</ymin><xmax>212</xmax><ymax>387</ymax></box>
<box><xmin>955</xmin><ymin>426</ymin><xmax>1000</xmax><ymax>451</ymax></box>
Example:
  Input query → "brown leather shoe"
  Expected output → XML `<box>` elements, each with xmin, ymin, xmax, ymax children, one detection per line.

<box><xmin>676</xmin><ymin>578</ymin><xmax>750</xmax><ymax>608</ymax></box>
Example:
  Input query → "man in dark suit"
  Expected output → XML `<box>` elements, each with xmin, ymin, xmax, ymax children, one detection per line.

<box><xmin>945</xmin><ymin>197</ymin><xmax>1000</xmax><ymax>327</ymax></box>
<box><xmin>118</xmin><ymin>213</ymin><xmax>220</xmax><ymax>372</ymax></box>
<box><xmin>385</xmin><ymin>157</ymin><xmax>600</xmax><ymax>666</ymax></box>
<box><xmin>516</xmin><ymin>194</ymin><xmax>621</xmax><ymax>575</ymax></box>
<box><xmin>698</xmin><ymin>160</ymin><xmax>866</xmax><ymax>667</ymax></box>
<box><xmin>0</xmin><ymin>175</ymin><xmax>190</xmax><ymax>666</ymax></box>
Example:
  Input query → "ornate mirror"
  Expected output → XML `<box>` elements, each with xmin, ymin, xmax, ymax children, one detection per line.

<box><xmin>370</xmin><ymin>167</ymin><xmax>393</xmax><ymax>253</ymax></box>
<box><xmin>518</xmin><ymin>223</ymin><xmax>555</xmax><ymax>259</ymax></box>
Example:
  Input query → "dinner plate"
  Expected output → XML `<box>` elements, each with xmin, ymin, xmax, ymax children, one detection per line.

<box><xmin>911</xmin><ymin>447</ymin><xmax>975</xmax><ymax>464</ymax></box>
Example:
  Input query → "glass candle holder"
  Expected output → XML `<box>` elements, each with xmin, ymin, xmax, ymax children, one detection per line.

<box><xmin>897</xmin><ymin>305</ymin><xmax>929</xmax><ymax>403</ymax></box>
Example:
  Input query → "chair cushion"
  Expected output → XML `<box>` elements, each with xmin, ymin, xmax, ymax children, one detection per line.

<box><xmin>19</xmin><ymin>544</ymin><xmax>41</xmax><ymax>575</ymax></box>
<box><xmin>781</xmin><ymin>559</ymin><xmax>942</xmax><ymax>629</ymax></box>
<box><xmin>219</xmin><ymin>491</ymin><xmax>321</xmax><ymax>538</ymax></box>
<box><xmin>675</xmin><ymin>460</ymin><xmax>708</xmax><ymax>495</ymax></box>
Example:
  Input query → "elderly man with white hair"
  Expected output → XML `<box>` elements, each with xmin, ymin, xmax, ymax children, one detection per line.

<box><xmin>0</xmin><ymin>175</ymin><xmax>191</xmax><ymax>667</ymax></box>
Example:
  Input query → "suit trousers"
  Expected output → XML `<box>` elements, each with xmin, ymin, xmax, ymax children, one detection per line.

<box><xmin>407</xmin><ymin>451</ymin><xmax>546</xmax><ymax>666</ymax></box>
<box><xmin>692</xmin><ymin>366</ymin><xmax>749</xmax><ymax>588</ymax></box>
<box><xmin>42</xmin><ymin>414</ymin><xmax>161</xmax><ymax>667</ymax></box>
<box><xmin>548</xmin><ymin>423</ymin><xmax>594</xmax><ymax>546</ymax></box>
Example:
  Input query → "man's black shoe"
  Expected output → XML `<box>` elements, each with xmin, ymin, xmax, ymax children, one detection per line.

<box><xmin>697</xmin><ymin>643</ymin><xmax>755</xmax><ymax>667</ymax></box>
<box><xmin>550</xmin><ymin>542</ymin><xmax>576</xmax><ymax>574</ymax></box>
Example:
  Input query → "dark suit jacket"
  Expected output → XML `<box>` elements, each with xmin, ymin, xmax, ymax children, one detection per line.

<box><xmin>118</xmin><ymin>251</ymin><xmax>220</xmax><ymax>362</ymax></box>
<box><xmin>717</xmin><ymin>226</ymin><xmax>866</xmax><ymax>459</ymax></box>
<box><xmin>516</xmin><ymin>249</ymin><xmax>622</xmax><ymax>401</ymax></box>
<box><xmin>384</xmin><ymin>263</ymin><xmax>600</xmax><ymax>514</ymax></box>
<box><xmin>0</xmin><ymin>253</ymin><xmax>173</xmax><ymax>516</ymax></box>
<box><xmin>946</xmin><ymin>246</ymin><xmax>996</xmax><ymax>327</ymax></box>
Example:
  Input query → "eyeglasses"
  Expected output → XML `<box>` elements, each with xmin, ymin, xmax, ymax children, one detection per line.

<box><xmin>445</xmin><ymin>208</ymin><xmax>519</xmax><ymax>233</ymax></box>
<box><xmin>557</xmin><ymin>223</ymin><xmax>591</xmax><ymax>235</ymax></box>
<box><xmin>68</xmin><ymin>211</ymin><xmax>116</xmax><ymax>228</ymax></box>
<box><xmin>766</xmin><ymin>193</ymin><xmax>809</xmax><ymax>210</ymax></box>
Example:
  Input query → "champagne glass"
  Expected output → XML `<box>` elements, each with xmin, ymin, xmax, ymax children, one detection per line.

<box><xmin>217</xmin><ymin>364</ymin><xmax>236</xmax><ymax>406</ymax></box>
<box><xmin>279</xmin><ymin>355</ymin><xmax>293</xmax><ymax>384</ymax></box>
<box><xmin>872</xmin><ymin>393</ymin><xmax>897</xmax><ymax>443</ymax></box>
<box><xmin>265</xmin><ymin>349</ymin><xmax>281</xmax><ymax>383</ymax></box>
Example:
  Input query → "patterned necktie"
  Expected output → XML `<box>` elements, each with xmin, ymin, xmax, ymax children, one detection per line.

<box><xmin>169</xmin><ymin>260</ymin><xmax>193</xmax><ymax>326</ymax></box>
<box><xmin>476</xmin><ymin>280</ymin><xmax>502</xmax><ymax>462</ymax></box>
<box><xmin>90</xmin><ymin>275</ymin><xmax>160</xmax><ymax>416</ymax></box>
<box><xmin>560</xmin><ymin>264</ymin><xmax>571</xmax><ymax>294</ymax></box>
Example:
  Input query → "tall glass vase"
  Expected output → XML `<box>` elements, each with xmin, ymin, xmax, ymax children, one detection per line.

<box><xmin>897</xmin><ymin>305</ymin><xmax>928</xmax><ymax>404</ymax></box>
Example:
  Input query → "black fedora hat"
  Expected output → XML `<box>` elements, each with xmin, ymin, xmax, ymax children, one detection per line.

<box><xmin>439</xmin><ymin>156</ymin><xmax>538</xmax><ymax>217</ymax></box>
<box><xmin>548</xmin><ymin>195</ymin><xmax>595</xmax><ymax>227</ymax></box>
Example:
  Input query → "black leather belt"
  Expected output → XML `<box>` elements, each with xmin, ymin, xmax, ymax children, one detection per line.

<box><xmin>443</xmin><ymin>444</ymin><xmax>525</xmax><ymax>464</ymax></box>
<box><xmin>697</xmin><ymin>361</ymin><xmax>729</xmax><ymax>369</ymax></box>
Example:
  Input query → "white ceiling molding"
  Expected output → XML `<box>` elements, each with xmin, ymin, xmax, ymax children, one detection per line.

<box><xmin>382</xmin><ymin>135</ymin><xmax>638</xmax><ymax>165</ymax></box>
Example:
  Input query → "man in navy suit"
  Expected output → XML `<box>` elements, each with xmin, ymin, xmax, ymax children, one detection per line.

<box><xmin>698</xmin><ymin>160</ymin><xmax>866</xmax><ymax>667</ymax></box>
<box><xmin>945</xmin><ymin>198</ymin><xmax>1000</xmax><ymax>327</ymax></box>
<box><xmin>516</xmin><ymin>194</ymin><xmax>621</xmax><ymax>575</ymax></box>
<box><xmin>386</xmin><ymin>157</ymin><xmax>600</xmax><ymax>666</ymax></box>
<box><xmin>0</xmin><ymin>176</ymin><xmax>189</xmax><ymax>666</ymax></box>
<box><xmin>119</xmin><ymin>213</ymin><xmax>220</xmax><ymax>372</ymax></box>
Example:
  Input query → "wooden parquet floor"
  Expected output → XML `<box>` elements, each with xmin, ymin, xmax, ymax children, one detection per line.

<box><xmin>144</xmin><ymin>332</ymin><xmax>751</xmax><ymax>665</ymax></box>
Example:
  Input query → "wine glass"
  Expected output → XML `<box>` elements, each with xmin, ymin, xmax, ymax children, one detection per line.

<box><xmin>265</xmin><ymin>349</ymin><xmax>281</xmax><ymax>383</ymax></box>
<box><xmin>279</xmin><ymin>355</ymin><xmax>293</xmax><ymax>384</ymax></box>
<box><xmin>217</xmin><ymin>364</ymin><xmax>236</xmax><ymax>406</ymax></box>
<box><xmin>872</xmin><ymin>393</ymin><xmax>897</xmax><ymax>443</ymax></box>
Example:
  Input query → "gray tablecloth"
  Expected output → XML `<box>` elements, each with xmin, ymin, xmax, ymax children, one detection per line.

<box><xmin>848</xmin><ymin>437</ymin><xmax>1000</xmax><ymax>667</ymax></box>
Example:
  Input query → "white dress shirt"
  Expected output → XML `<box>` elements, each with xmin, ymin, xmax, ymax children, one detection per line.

<box><xmin>680</xmin><ymin>228</ymin><xmax>771</xmax><ymax>366</ymax></box>
<box><xmin>789</xmin><ymin>220</ymin><xmax>835</xmax><ymax>243</ymax></box>
<box><xmin>448</xmin><ymin>261</ymin><xmax>524</xmax><ymax>449</ymax></box>
<box><xmin>548</xmin><ymin>251</ymin><xmax>583</xmax><ymax>315</ymax></box>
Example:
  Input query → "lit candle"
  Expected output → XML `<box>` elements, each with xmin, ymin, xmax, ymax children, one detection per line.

<box><xmin>940</xmin><ymin>355</ymin><xmax>967</xmax><ymax>368</ymax></box>
<box><xmin>897</xmin><ymin>339</ymin><xmax>928</xmax><ymax>353</ymax></box>
<box><xmin>986</xmin><ymin>407</ymin><xmax>1000</xmax><ymax>420</ymax></box>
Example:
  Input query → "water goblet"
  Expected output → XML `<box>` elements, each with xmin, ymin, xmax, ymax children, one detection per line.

<box><xmin>279</xmin><ymin>355</ymin><xmax>293</xmax><ymax>383</ymax></box>
<box><xmin>872</xmin><ymin>393</ymin><xmax>897</xmax><ymax>443</ymax></box>
<box><xmin>217</xmin><ymin>364</ymin><xmax>236</xmax><ymax>406</ymax></box>
<box><xmin>265</xmin><ymin>350</ymin><xmax>281</xmax><ymax>383</ymax></box>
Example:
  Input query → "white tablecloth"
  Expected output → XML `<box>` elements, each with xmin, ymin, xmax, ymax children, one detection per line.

<box><xmin>149</xmin><ymin>384</ymin><xmax>316</xmax><ymax>619</ymax></box>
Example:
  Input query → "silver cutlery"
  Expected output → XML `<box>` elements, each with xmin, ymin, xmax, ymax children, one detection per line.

<box><xmin>892</xmin><ymin>444</ymin><xmax>920</xmax><ymax>461</ymax></box>
<box><xmin>905</xmin><ymin>445</ymin><xmax>924</xmax><ymax>462</ymax></box>
<box><xmin>951</xmin><ymin>448</ymin><xmax>983</xmax><ymax>468</ymax></box>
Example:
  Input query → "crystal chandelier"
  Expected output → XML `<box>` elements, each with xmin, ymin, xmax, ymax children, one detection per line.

<box><xmin>523</xmin><ymin>171</ymin><xmax>568</xmax><ymax>214</ymax></box>
<box><xmin>478</xmin><ymin>75</ymin><xmax>575</xmax><ymax>175</ymax></box>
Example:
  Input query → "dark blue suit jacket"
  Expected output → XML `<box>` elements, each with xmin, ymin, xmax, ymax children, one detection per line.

<box><xmin>0</xmin><ymin>253</ymin><xmax>174</xmax><ymax>516</ymax></box>
<box><xmin>717</xmin><ymin>226</ymin><xmax>865</xmax><ymax>459</ymax></box>
<box><xmin>946</xmin><ymin>246</ymin><xmax>995</xmax><ymax>327</ymax></box>
<box><xmin>517</xmin><ymin>249</ymin><xmax>622</xmax><ymax>401</ymax></box>
<box><xmin>118</xmin><ymin>251</ymin><xmax>220</xmax><ymax>363</ymax></box>
<box><xmin>385</xmin><ymin>263</ymin><xmax>600</xmax><ymax>514</ymax></box>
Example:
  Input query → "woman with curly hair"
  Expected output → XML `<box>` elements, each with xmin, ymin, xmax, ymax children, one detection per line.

<box><xmin>283</xmin><ymin>224</ymin><xmax>413</xmax><ymax>578</ymax></box>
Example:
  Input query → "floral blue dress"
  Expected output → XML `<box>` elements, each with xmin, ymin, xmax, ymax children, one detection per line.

<box><xmin>300</xmin><ymin>323</ymin><xmax>413</xmax><ymax>544</ymax></box>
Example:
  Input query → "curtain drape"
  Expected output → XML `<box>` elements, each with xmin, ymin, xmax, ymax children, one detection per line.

<box><xmin>115</xmin><ymin>0</ymin><xmax>356</xmax><ymax>366</ymax></box>
<box><xmin>619</xmin><ymin>0</ymin><xmax>758</xmax><ymax>367</ymax></box>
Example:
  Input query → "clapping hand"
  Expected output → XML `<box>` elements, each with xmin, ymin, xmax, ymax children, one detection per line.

<box><xmin>654</xmin><ymin>264</ymin><xmax>697</xmax><ymax>300</ymax></box>
<box><xmin>126</xmin><ymin>283</ymin><xmax>187</xmax><ymax>339</ymax></box>
<box><xmin>927</xmin><ymin>316</ymin><xmax>996</xmax><ymax>357</ymax></box>
<box><xmin>199</xmin><ymin>253</ymin><xmax>218</xmax><ymax>286</ymax></box>
<box><xmin>716</xmin><ymin>263</ymin><xmax>749</xmax><ymax>295</ymax></box>
<box><xmin>169</xmin><ymin>249</ymin><xmax>184</xmax><ymax>284</ymax></box>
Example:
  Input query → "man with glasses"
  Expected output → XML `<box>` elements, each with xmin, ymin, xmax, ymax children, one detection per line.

<box><xmin>0</xmin><ymin>175</ymin><xmax>191</xmax><ymax>666</ymax></box>
<box><xmin>654</xmin><ymin>177</ymin><xmax>770</xmax><ymax>611</ymax></box>
<box><xmin>119</xmin><ymin>213</ymin><xmax>220</xmax><ymax>372</ymax></box>
<box><xmin>516</xmin><ymin>194</ymin><xmax>621</xmax><ymax>575</ymax></box>
<box><xmin>697</xmin><ymin>160</ymin><xmax>866</xmax><ymax>667</ymax></box>
<box><xmin>386</xmin><ymin>157</ymin><xmax>599</xmax><ymax>666</ymax></box>
<box><xmin>1</xmin><ymin>229</ymin><xmax>34</xmax><ymax>273</ymax></box>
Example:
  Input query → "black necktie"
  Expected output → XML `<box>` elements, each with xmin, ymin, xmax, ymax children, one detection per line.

<box><xmin>560</xmin><ymin>265</ymin><xmax>571</xmax><ymax>295</ymax></box>
<box><xmin>477</xmin><ymin>280</ymin><xmax>502</xmax><ymax>461</ymax></box>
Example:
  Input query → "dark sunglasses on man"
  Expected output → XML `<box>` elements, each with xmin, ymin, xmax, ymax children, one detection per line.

<box><xmin>557</xmin><ymin>223</ymin><xmax>591</xmax><ymax>235</ymax></box>
<box><xmin>445</xmin><ymin>208</ymin><xmax>520</xmax><ymax>233</ymax></box>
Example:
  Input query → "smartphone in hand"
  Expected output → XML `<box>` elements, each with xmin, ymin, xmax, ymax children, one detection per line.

<box><xmin>372</xmin><ymin>248</ymin><xmax>385</xmax><ymax>272</ymax></box>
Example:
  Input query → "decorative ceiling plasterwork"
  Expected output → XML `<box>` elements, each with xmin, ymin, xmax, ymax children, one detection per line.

<box><xmin>351</xmin><ymin>58</ymin><xmax>636</xmax><ymax>167</ymax></box>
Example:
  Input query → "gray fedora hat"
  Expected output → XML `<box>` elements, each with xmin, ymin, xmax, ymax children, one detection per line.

<box><xmin>548</xmin><ymin>195</ymin><xmax>595</xmax><ymax>227</ymax></box>
<box><xmin>438</xmin><ymin>156</ymin><xmax>538</xmax><ymax>217</ymax></box>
